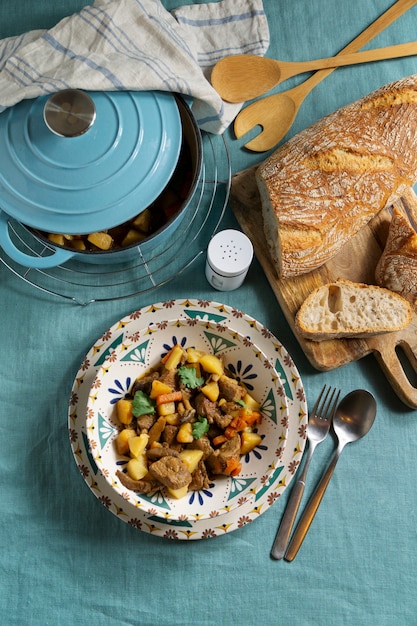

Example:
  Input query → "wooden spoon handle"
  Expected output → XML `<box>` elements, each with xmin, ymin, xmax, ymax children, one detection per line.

<box><xmin>294</xmin><ymin>0</ymin><xmax>417</xmax><ymax>99</ymax></box>
<box><xmin>296</xmin><ymin>41</ymin><xmax>417</xmax><ymax>74</ymax></box>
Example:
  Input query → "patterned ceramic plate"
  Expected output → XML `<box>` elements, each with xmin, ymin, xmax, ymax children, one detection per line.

<box><xmin>68</xmin><ymin>299</ymin><xmax>307</xmax><ymax>540</ymax></box>
<box><xmin>86</xmin><ymin>319</ymin><xmax>289</xmax><ymax>520</ymax></box>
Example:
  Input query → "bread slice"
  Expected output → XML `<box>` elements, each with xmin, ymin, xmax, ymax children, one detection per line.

<box><xmin>256</xmin><ymin>74</ymin><xmax>417</xmax><ymax>278</ymax></box>
<box><xmin>295</xmin><ymin>279</ymin><xmax>412</xmax><ymax>341</ymax></box>
<box><xmin>375</xmin><ymin>206</ymin><xmax>417</xmax><ymax>306</ymax></box>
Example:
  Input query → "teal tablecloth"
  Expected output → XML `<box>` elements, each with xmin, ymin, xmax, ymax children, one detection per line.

<box><xmin>1</xmin><ymin>1</ymin><xmax>417</xmax><ymax>625</ymax></box>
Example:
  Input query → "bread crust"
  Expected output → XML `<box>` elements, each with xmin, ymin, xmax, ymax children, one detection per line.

<box><xmin>375</xmin><ymin>207</ymin><xmax>417</xmax><ymax>305</ymax></box>
<box><xmin>256</xmin><ymin>75</ymin><xmax>417</xmax><ymax>278</ymax></box>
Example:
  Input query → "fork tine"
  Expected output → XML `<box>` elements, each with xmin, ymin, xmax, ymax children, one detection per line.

<box><xmin>319</xmin><ymin>386</ymin><xmax>338</xmax><ymax>420</ymax></box>
<box><xmin>310</xmin><ymin>384</ymin><xmax>327</xmax><ymax>416</ymax></box>
<box><xmin>328</xmin><ymin>389</ymin><xmax>341</xmax><ymax>421</ymax></box>
<box><xmin>316</xmin><ymin>385</ymin><xmax>331</xmax><ymax>416</ymax></box>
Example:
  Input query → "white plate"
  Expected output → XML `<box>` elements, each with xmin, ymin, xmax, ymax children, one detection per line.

<box><xmin>68</xmin><ymin>299</ymin><xmax>307</xmax><ymax>540</ymax></box>
<box><xmin>86</xmin><ymin>319</ymin><xmax>290</xmax><ymax>520</ymax></box>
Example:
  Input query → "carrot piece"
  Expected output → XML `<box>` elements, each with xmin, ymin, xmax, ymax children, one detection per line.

<box><xmin>243</xmin><ymin>411</ymin><xmax>262</xmax><ymax>426</ymax></box>
<box><xmin>224</xmin><ymin>410</ymin><xmax>262</xmax><ymax>438</ymax></box>
<box><xmin>212</xmin><ymin>435</ymin><xmax>227</xmax><ymax>446</ymax></box>
<box><xmin>155</xmin><ymin>390</ymin><xmax>183</xmax><ymax>406</ymax></box>
<box><xmin>161</xmin><ymin>347</ymin><xmax>175</xmax><ymax>364</ymax></box>
<box><xmin>225</xmin><ymin>457</ymin><xmax>242</xmax><ymax>476</ymax></box>
<box><xmin>224</xmin><ymin>426</ymin><xmax>237</xmax><ymax>439</ymax></box>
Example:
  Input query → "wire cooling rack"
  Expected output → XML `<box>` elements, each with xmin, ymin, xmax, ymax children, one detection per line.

<box><xmin>0</xmin><ymin>133</ymin><xmax>231</xmax><ymax>305</ymax></box>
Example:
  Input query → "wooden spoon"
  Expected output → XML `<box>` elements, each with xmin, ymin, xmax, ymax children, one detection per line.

<box><xmin>234</xmin><ymin>0</ymin><xmax>417</xmax><ymax>152</ymax></box>
<box><xmin>213</xmin><ymin>42</ymin><xmax>417</xmax><ymax>103</ymax></box>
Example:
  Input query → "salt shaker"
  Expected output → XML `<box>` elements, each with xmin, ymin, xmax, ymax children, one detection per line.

<box><xmin>205</xmin><ymin>229</ymin><xmax>253</xmax><ymax>291</ymax></box>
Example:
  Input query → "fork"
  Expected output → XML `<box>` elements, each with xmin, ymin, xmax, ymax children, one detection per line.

<box><xmin>270</xmin><ymin>385</ymin><xmax>340</xmax><ymax>560</ymax></box>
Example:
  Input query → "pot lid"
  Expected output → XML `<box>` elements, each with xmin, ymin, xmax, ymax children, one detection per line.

<box><xmin>0</xmin><ymin>89</ymin><xmax>182</xmax><ymax>234</ymax></box>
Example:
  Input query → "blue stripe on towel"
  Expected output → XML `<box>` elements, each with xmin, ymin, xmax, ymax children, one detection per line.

<box><xmin>82</xmin><ymin>4</ymin><xmax>193</xmax><ymax>94</ymax></box>
<box><xmin>137</xmin><ymin>0</ymin><xmax>195</xmax><ymax>59</ymax></box>
<box><xmin>80</xmin><ymin>9</ymin><xmax>179</xmax><ymax>90</ymax></box>
<box><xmin>174</xmin><ymin>8</ymin><xmax>266</xmax><ymax>28</ymax></box>
<box><xmin>197</xmin><ymin>40</ymin><xmax>271</xmax><ymax>68</ymax></box>
<box><xmin>5</xmin><ymin>56</ymin><xmax>69</xmax><ymax>92</ymax></box>
<box><xmin>42</xmin><ymin>32</ymin><xmax>126</xmax><ymax>89</ymax></box>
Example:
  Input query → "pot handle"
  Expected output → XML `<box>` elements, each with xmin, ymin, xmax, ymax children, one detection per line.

<box><xmin>0</xmin><ymin>212</ymin><xmax>75</xmax><ymax>268</ymax></box>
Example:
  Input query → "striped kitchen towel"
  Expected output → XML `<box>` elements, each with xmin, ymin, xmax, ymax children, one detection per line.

<box><xmin>0</xmin><ymin>0</ymin><xmax>269</xmax><ymax>133</ymax></box>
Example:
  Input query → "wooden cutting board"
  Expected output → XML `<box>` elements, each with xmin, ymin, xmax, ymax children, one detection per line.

<box><xmin>230</xmin><ymin>166</ymin><xmax>417</xmax><ymax>409</ymax></box>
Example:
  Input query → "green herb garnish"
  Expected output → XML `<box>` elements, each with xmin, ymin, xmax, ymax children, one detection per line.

<box><xmin>192</xmin><ymin>416</ymin><xmax>209</xmax><ymax>440</ymax></box>
<box><xmin>178</xmin><ymin>365</ymin><xmax>204</xmax><ymax>389</ymax></box>
<box><xmin>132</xmin><ymin>390</ymin><xmax>156</xmax><ymax>417</ymax></box>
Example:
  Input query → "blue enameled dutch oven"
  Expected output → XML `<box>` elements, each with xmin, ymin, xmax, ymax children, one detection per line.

<box><xmin>0</xmin><ymin>89</ymin><xmax>202</xmax><ymax>268</ymax></box>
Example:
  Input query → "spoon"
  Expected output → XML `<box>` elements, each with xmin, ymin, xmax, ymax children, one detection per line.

<box><xmin>234</xmin><ymin>0</ymin><xmax>417</xmax><ymax>152</ymax></box>
<box><xmin>284</xmin><ymin>389</ymin><xmax>377</xmax><ymax>561</ymax></box>
<box><xmin>213</xmin><ymin>42</ymin><xmax>417</xmax><ymax>103</ymax></box>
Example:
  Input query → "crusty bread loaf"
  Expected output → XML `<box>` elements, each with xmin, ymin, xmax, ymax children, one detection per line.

<box><xmin>255</xmin><ymin>75</ymin><xmax>417</xmax><ymax>278</ymax></box>
<box><xmin>295</xmin><ymin>279</ymin><xmax>412</xmax><ymax>341</ymax></box>
<box><xmin>375</xmin><ymin>206</ymin><xmax>417</xmax><ymax>306</ymax></box>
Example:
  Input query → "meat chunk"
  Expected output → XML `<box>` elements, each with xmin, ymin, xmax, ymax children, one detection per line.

<box><xmin>130</xmin><ymin>371</ymin><xmax>159</xmax><ymax>396</ymax></box>
<box><xmin>213</xmin><ymin>411</ymin><xmax>233</xmax><ymax>430</ymax></box>
<box><xmin>220</xmin><ymin>401</ymin><xmax>242</xmax><ymax>415</ymax></box>
<box><xmin>136</xmin><ymin>414</ymin><xmax>155</xmax><ymax>432</ymax></box>
<box><xmin>116</xmin><ymin>470</ymin><xmax>158</xmax><ymax>494</ymax></box>
<box><xmin>194</xmin><ymin>393</ymin><xmax>232</xmax><ymax>429</ymax></box>
<box><xmin>161</xmin><ymin>424</ymin><xmax>179</xmax><ymax>446</ymax></box>
<box><xmin>158</xmin><ymin>368</ymin><xmax>177</xmax><ymax>389</ymax></box>
<box><xmin>146</xmin><ymin>446</ymin><xmax>180</xmax><ymax>461</ymax></box>
<box><xmin>178</xmin><ymin>408</ymin><xmax>196</xmax><ymax>423</ymax></box>
<box><xmin>188</xmin><ymin>435</ymin><xmax>214</xmax><ymax>460</ymax></box>
<box><xmin>148</xmin><ymin>456</ymin><xmax>192</xmax><ymax>490</ymax></box>
<box><xmin>206</xmin><ymin>434</ymin><xmax>241</xmax><ymax>475</ymax></box>
<box><xmin>189</xmin><ymin>460</ymin><xmax>210</xmax><ymax>491</ymax></box>
<box><xmin>218</xmin><ymin>375</ymin><xmax>246</xmax><ymax>402</ymax></box>
<box><xmin>194</xmin><ymin>393</ymin><xmax>222</xmax><ymax>424</ymax></box>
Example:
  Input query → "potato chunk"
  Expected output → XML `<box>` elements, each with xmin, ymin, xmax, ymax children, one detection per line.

<box><xmin>177</xmin><ymin>422</ymin><xmax>193</xmax><ymax>443</ymax></box>
<box><xmin>116</xmin><ymin>429</ymin><xmax>136</xmax><ymax>455</ymax></box>
<box><xmin>201</xmin><ymin>381</ymin><xmax>220</xmax><ymax>402</ymax></box>
<box><xmin>199</xmin><ymin>354</ymin><xmax>224</xmax><ymax>377</ymax></box>
<box><xmin>132</xmin><ymin>208</ymin><xmax>151</xmax><ymax>233</ymax></box>
<box><xmin>150</xmin><ymin>379</ymin><xmax>173</xmax><ymax>399</ymax></box>
<box><xmin>87</xmin><ymin>232</ymin><xmax>113</xmax><ymax>250</ymax></box>
<box><xmin>121</xmin><ymin>229</ymin><xmax>145</xmax><ymax>247</ymax></box>
<box><xmin>48</xmin><ymin>233</ymin><xmax>65</xmax><ymax>245</ymax></box>
<box><xmin>179</xmin><ymin>449</ymin><xmax>204</xmax><ymax>474</ymax></box>
<box><xmin>164</xmin><ymin>345</ymin><xmax>184</xmax><ymax>371</ymax></box>
<box><xmin>116</xmin><ymin>399</ymin><xmax>134</xmax><ymax>425</ymax></box>
<box><xmin>243</xmin><ymin>393</ymin><xmax>261</xmax><ymax>411</ymax></box>
<box><xmin>167</xmin><ymin>485</ymin><xmax>188</xmax><ymax>499</ymax></box>
<box><xmin>240</xmin><ymin>431</ymin><xmax>262</xmax><ymax>455</ymax></box>
<box><xmin>126</xmin><ymin>456</ymin><xmax>148</xmax><ymax>481</ymax></box>
<box><xmin>128</xmin><ymin>433</ymin><xmax>149</xmax><ymax>458</ymax></box>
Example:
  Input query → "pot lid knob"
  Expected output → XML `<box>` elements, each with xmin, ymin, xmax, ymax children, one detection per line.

<box><xmin>43</xmin><ymin>89</ymin><xmax>96</xmax><ymax>137</ymax></box>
